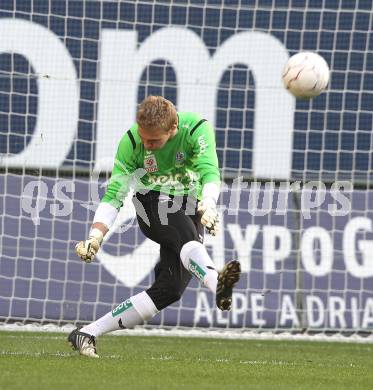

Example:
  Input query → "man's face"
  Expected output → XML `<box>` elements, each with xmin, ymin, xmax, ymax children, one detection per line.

<box><xmin>138</xmin><ymin>125</ymin><xmax>177</xmax><ymax>151</ymax></box>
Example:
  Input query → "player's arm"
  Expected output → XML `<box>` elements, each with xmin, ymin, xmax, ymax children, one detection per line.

<box><xmin>76</xmin><ymin>131</ymin><xmax>137</xmax><ymax>263</ymax></box>
<box><xmin>190</xmin><ymin>120</ymin><xmax>221</xmax><ymax>235</ymax></box>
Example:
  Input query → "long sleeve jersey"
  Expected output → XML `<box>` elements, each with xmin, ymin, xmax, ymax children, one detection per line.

<box><xmin>101</xmin><ymin>112</ymin><xmax>220</xmax><ymax>209</ymax></box>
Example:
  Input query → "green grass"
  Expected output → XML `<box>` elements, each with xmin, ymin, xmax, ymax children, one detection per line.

<box><xmin>0</xmin><ymin>331</ymin><xmax>372</xmax><ymax>390</ymax></box>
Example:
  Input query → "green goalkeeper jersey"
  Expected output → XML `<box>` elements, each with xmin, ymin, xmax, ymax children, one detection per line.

<box><xmin>102</xmin><ymin>112</ymin><xmax>220</xmax><ymax>209</ymax></box>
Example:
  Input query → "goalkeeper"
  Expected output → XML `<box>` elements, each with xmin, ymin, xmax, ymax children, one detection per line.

<box><xmin>68</xmin><ymin>96</ymin><xmax>241</xmax><ymax>358</ymax></box>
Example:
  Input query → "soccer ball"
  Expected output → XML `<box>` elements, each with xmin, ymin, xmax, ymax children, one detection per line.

<box><xmin>282</xmin><ymin>52</ymin><xmax>330</xmax><ymax>99</ymax></box>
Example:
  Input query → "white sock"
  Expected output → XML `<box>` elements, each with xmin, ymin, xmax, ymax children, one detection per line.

<box><xmin>180</xmin><ymin>241</ymin><xmax>218</xmax><ymax>293</ymax></box>
<box><xmin>80</xmin><ymin>291</ymin><xmax>159</xmax><ymax>337</ymax></box>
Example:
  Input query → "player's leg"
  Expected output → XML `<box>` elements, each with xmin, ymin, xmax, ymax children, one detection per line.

<box><xmin>68</xmin><ymin>193</ymin><xmax>196</xmax><ymax>357</ymax></box>
<box><xmin>137</xmin><ymin>191</ymin><xmax>241</xmax><ymax>310</ymax></box>
<box><xmin>136</xmin><ymin>192</ymin><xmax>220</xmax><ymax>298</ymax></box>
<box><xmin>69</xmin><ymin>288</ymin><xmax>159</xmax><ymax>357</ymax></box>
<box><xmin>146</xmin><ymin>246</ymin><xmax>192</xmax><ymax>310</ymax></box>
<box><xmin>176</xmin><ymin>197</ymin><xmax>241</xmax><ymax>311</ymax></box>
<box><xmin>77</xmin><ymin>243</ymin><xmax>191</xmax><ymax>340</ymax></box>
<box><xmin>178</xmin><ymin>221</ymin><xmax>241</xmax><ymax>311</ymax></box>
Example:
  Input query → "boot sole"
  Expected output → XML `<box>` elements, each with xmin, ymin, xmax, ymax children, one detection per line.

<box><xmin>216</xmin><ymin>260</ymin><xmax>241</xmax><ymax>311</ymax></box>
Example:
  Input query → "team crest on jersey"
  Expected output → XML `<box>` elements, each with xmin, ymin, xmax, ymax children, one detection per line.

<box><xmin>175</xmin><ymin>151</ymin><xmax>185</xmax><ymax>166</ymax></box>
<box><xmin>144</xmin><ymin>154</ymin><xmax>158</xmax><ymax>172</ymax></box>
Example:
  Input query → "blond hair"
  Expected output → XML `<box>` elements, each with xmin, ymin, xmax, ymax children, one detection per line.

<box><xmin>136</xmin><ymin>96</ymin><xmax>177</xmax><ymax>133</ymax></box>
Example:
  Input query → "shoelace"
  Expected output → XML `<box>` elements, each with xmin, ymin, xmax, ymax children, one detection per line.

<box><xmin>87</xmin><ymin>336</ymin><xmax>96</xmax><ymax>346</ymax></box>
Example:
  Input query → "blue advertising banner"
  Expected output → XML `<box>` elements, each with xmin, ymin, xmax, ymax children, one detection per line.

<box><xmin>1</xmin><ymin>174</ymin><xmax>373</xmax><ymax>329</ymax></box>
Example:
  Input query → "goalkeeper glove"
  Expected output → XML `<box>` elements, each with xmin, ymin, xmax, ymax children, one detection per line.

<box><xmin>198</xmin><ymin>197</ymin><xmax>220</xmax><ymax>236</ymax></box>
<box><xmin>75</xmin><ymin>228</ymin><xmax>103</xmax><ymax>263</ymax></box>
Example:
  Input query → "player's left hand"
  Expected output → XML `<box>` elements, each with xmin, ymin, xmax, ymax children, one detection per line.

<box><xmin>198</xmin><ymin>197</ymin><xmax>220</xmax><ymax>236</ymax></box>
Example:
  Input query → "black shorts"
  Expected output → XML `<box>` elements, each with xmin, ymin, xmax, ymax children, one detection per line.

<box><xmin>133</xmin><ymin>191</ymin><xmax>204</xmax><ymax>310</ymax></box>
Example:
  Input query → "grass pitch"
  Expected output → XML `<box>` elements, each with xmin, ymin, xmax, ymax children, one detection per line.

<box><xmin>0</xmin><ymin>331</ymin><xmax>372</xmax><ymax>390</ymax></box>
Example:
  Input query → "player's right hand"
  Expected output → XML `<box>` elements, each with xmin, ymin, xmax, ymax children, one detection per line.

<box><xmin>75</xmin><ymin>228</ymin><xmax>103</xmax><ymax>263</ymax></box>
